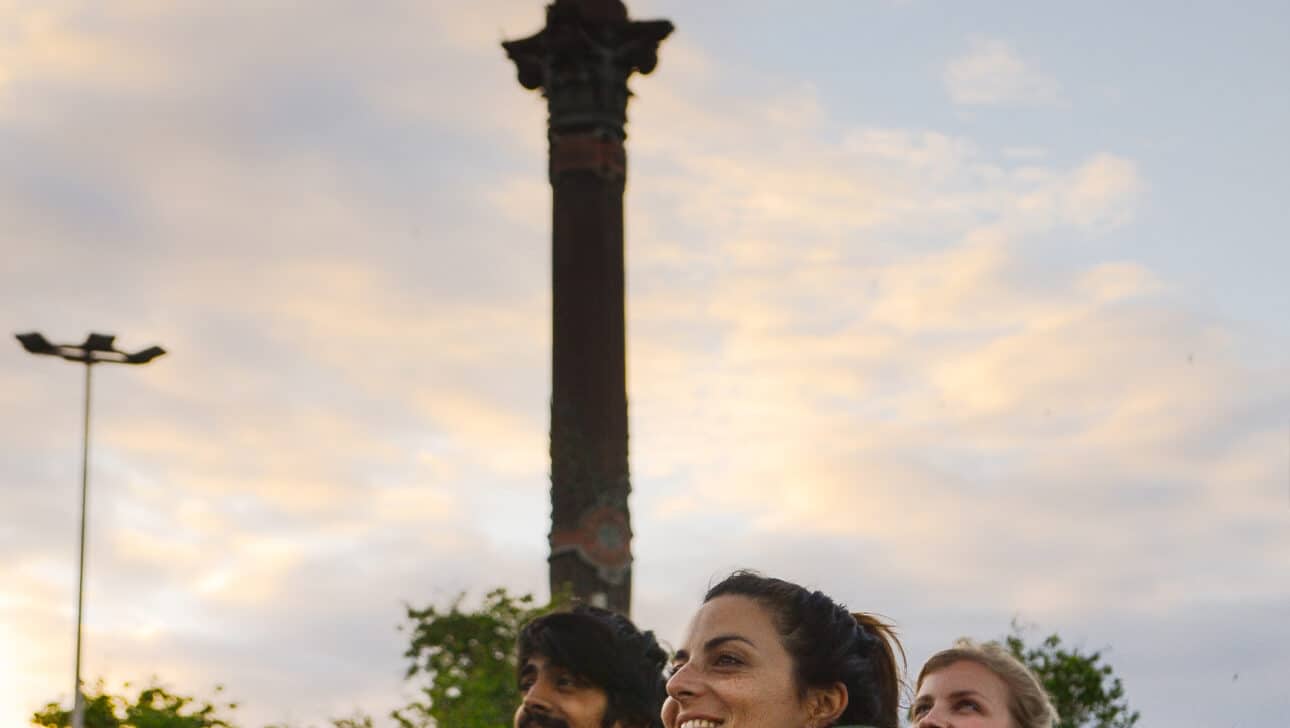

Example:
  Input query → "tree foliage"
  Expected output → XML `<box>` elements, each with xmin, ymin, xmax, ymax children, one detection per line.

<box><xmin>1005</xmin><ymin>623</ymin><xmax>1140</xmax><ymax>728</ymax></box>
<box><xmin>35</xmin><ymin>681</ymin><xmax>376</xmax><ymax>728</ymax></box>
<box><xmin>393</xmin><ymin>588</ymin><xmax>562</xmax><ymax>728</ymax></box>
<box><xmin>30</xmin><ymin>589</ymin><xmax>556</xmax><ymax>728</ymax></box>
<box><xmin>32</xmin><ymin>681</ymin><xmax>239</xmax><ymax>728</ymax></box>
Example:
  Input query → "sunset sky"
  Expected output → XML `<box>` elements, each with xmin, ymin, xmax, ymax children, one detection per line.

<box><xmin>2</xmin><ymin>1</ymin><xmax>1288</xmax><ymax>726</ymax></box>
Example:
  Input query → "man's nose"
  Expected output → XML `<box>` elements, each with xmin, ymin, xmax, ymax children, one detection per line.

<box><xmin>522</xmin><ymin>680</ymin><xmax>555</xmax><ymax>713</ymax></box>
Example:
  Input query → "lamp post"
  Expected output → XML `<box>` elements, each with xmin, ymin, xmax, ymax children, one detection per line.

<box><xmin>15</xmin><ymin>332</ymin><xmax>166</xmax><ymax>728</ymax></box>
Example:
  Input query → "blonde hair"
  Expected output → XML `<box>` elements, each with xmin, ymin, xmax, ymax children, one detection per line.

<box><xmin>914</xmin><ymin>639</ymin><xmax>1057</xmax><ymax>728</ymax></box>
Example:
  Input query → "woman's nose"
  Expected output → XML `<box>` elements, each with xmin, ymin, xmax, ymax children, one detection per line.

<box><xmin>665</xmin><ymin>661</ymin><xmax>701</xmax><ymax>700</ymax></box>
<box><xmin>914</xmin><ymin>705</ymin><xmax>948</xmax><ymax>728</ymax></box>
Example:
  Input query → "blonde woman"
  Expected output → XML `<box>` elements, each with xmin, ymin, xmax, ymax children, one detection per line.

<box><xmin>911</xmin><ymin>639</ymin><xmax>1057</xmax><ymax>728</ymax></box>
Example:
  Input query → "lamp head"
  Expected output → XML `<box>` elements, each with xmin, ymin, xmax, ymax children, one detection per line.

<box><xmin>16</xmin><ymin>332</ymin><xmax>56</xmax><ymax>355</ymax></box>
<box><xmin>125</xmin><ymin>346</ymin><xmax>167</xmax><ymax>364</ymax></box>
<box><xmin>83</xmin><ymin>333</ymin><xmax>118</xmax><ymax>352</ymax></box>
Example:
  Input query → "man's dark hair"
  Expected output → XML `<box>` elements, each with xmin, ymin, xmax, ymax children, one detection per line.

<box><xmin>517</xmin><ymin>604</ymin><xmax>668</xmax><ymax>728</ymax></box>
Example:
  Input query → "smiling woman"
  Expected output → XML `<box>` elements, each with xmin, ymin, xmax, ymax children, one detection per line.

<box><xmin>663</xmin><ymin>571</ymin><xmax>904</xmax><ymax>728</ymax></box>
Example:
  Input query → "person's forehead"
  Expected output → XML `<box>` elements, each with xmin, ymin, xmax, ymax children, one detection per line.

<box><xmin>519</xmin><ymin>652</ymin><xmax>597</xmax><ymax>682</ymax></box>
<box><xmin>521</xmin><ymin>653</ymin><xmax>553</xmax><ymax>670</ymax></box>
<box><xmin>919</xmin><ymin>660</ymin><xmax>1009</xmax><ymax>698</ymax></box>
<box><xmin>684</xmin><ymin>595</ymin><xmax>778</xmax><ymax>646</ymax></box>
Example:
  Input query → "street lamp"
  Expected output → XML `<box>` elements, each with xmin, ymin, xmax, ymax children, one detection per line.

<box><xmin>15</xmin><ymin>332</ymin><xmax>166</xmax><ymax>728</ymax></box>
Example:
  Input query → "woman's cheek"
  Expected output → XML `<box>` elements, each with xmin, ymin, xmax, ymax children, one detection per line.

<box><xmin>660</xmin><ymin>696</ymin><xmax>680</xmax><ymax>728</ymax></box>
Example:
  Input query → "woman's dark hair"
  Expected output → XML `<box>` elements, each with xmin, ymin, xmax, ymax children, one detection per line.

<box><xmin>705</xmin><ymin>570</ymin><xmax>905</xmax><ymax>728</ymax></box>
<box><xmin>517</xmin><ymin>604</ymin><xmax>668</xmax><ymax>728</ymax></box>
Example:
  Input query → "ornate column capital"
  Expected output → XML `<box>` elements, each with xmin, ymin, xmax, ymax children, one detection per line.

<box><xmin>502</xmin><ymin>0</ymin><xmax>673</xmax><ymax>138</ymax></box>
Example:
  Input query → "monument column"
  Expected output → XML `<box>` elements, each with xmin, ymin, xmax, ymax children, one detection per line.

<box><xmin>503</xmin><ymin>0</ymin><xmax>671</xmax><ymax>615</ymax></box>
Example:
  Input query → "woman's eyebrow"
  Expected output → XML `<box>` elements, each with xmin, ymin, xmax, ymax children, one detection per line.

<box><xmin>672</xmin><ymin>633</ymin><xmax>757</xmax><ymax>664</ymax></box>
<box><xmin>704</xmin><ymin>634</ymin><xmax>756</xmax><ymax>651</ymax></box>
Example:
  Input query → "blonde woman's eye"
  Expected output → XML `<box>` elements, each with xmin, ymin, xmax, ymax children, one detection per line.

<box><xmin>955</xmin><ymin>699</ymin><xmax>981</xmax><ymax>712</ymax></box>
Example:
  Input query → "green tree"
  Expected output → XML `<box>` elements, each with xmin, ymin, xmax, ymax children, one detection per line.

<box><xmin>394</xmin><ymin>588</ymin><xmax>563</xmax><ymax>728</ymax></box>
<box><xmin>323</xmin><ymin>715</ymin><xmax>375</xmax><ymax>728</ymax></box>
<box><xmin>32</xmin><ymin>681</ymin><xmax>239</xmax><ymax>728</ymax></box>
<box><xmin>36</xmin><ymin>682</ymin><xmax>375</xmax><ymax>728</ymax></box>
<box><xmin>263</xmin><ymin>713</ymin><xmax>376</xmax><ymax>728</ymax></box>
<box><xmin>1005</xmin><ymin>623</ymin><xmax>1140</xmax><ymax>728</ymax></box>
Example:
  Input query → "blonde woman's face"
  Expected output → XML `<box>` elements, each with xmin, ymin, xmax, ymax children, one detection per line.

<box><xmin>911</xmin><ymin>660</ymin><xmax>1013</xmax><ymax>728</ymax></box>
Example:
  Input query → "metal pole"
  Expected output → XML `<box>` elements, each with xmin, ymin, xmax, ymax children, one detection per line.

<box><xmin>15</xmin><ymin>332</ymin><xmax>164</xmax><ymax>728</ymax></box>
<box><xmin>71</xmin><ymin>361</ymin><xmax>92</xmax><ymax>728</ymax></box>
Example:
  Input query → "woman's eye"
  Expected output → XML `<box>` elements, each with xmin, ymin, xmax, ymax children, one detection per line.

<box><xmin>714</xmin><ymin>653</ymin><xmax>743</xmax><ymax>667</ymax></box>
<box><xmin>955</xmin><ymin>699</ymin><xmax>981</xmax><ymax>712</ymax></box>
<box><xmin>911</xmin><ymin>704</ymin><xmax>930</xmax><ymax>717</ymax></box>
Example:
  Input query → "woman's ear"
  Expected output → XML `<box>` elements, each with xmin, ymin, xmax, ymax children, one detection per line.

<box><xmin>805</xmin><ymin>681</ymin><xmax>848</xmax><ymax>727</ymax></box>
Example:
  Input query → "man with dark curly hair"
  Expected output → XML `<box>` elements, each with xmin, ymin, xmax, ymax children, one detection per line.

<box><xmin>515</xmin><ymin>605</ymin><xmax>668</xmax><ymax>728</ymax></box>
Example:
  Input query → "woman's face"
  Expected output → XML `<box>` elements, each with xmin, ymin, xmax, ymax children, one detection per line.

<box><xmin>911</xmin><ymin>660</ymin><xmax>1013</xmax><ymax>728</ymax></box>
<box><xmin>662</xmin><ymin>595</ymin><xmax>818</xmax><ymax>728</ymax></box>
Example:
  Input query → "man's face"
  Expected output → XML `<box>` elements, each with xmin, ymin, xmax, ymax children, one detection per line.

<box><xmin>514</xmin><ymin>653</ymin><xmax>617</xmax><ymax>728</ymax></box>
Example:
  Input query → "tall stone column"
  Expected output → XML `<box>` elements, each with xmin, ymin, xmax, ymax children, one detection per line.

<box><xmin>503</xmin><ymin>0</ymin><xmax>671</xmax><ymax>615</ymax></box>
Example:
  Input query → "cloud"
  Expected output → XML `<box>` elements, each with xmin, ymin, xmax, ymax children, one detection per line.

<box><xmin>619</xmin><ymin>42</ymin><xmax>1286</xmax><ymax>728</ymax></box>
<box><xmin>944</xmin><ymin>37</ymin><xmax>1063</xmax><ymax>106</ymax></box>
<box><xmin>1062</xmin><ymin>153</ymin><xmax>1144</xmax><ymax>229</ymax></box>
<box><xmin>1</xmin><ymin>4</ymin><xmax>1286</xmax><ymax>728</ymax></box>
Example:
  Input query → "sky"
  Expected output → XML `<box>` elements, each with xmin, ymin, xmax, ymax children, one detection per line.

<box><xmin>2</xmin><ymin>0</ymin><xmax>1288</xmax><ymax>726</ymax></box>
